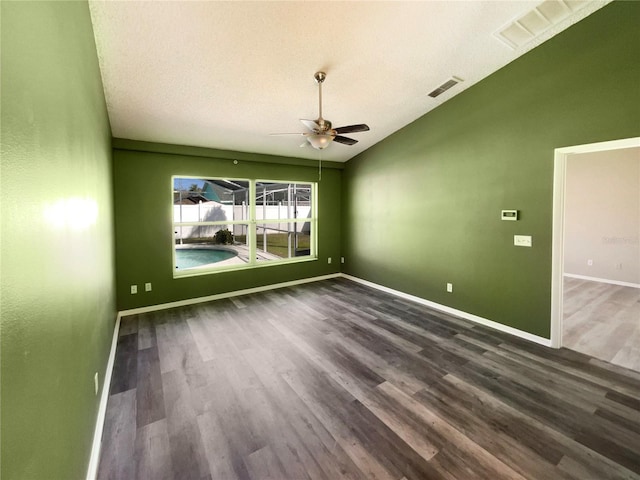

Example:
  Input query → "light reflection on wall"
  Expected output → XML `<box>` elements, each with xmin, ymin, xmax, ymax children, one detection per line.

<box><xmin>44</xmin><ymin>197</ymin><xmax>98</xmax><ymax>230</ymax></box>
<box><xmin>42</xmin><ymin>197</ymin><xmax>101</xmax><ymax>279</ymax></box>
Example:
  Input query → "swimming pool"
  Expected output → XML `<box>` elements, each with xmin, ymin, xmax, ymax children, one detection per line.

<box><xmin>175</xmin><ymin>248</ymin><xmax>237</xmax><ymax>270</ymax></box>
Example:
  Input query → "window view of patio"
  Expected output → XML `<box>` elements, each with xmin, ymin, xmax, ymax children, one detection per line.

<box><xmin>173</xmin><ymin>177</ymin><xmax>315</xmax><ymax>275</ymax></box>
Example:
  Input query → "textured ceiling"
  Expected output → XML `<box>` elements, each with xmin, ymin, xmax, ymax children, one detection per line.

<box><xmin>89</xmin><ymin>1</ymin><xmax>610</xmax><ymax>163</ymax></box>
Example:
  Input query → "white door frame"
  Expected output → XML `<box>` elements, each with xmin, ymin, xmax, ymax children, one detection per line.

<box><xmin>550</xmin><ymin>136</ymin><xmax>640</xmax><ymax>348</ymax></box>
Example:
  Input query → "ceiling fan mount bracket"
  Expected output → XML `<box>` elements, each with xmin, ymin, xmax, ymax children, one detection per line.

<box><xmin>314</xmin><ymin>71</ymin><xmax>326</xmax><ymax>84</ymax></box>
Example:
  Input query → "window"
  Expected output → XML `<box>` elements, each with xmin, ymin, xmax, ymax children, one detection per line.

<box><xmin>172</xmin><ymin>177</ymin><xmax>316</xmax><ymax>276</ymax></box>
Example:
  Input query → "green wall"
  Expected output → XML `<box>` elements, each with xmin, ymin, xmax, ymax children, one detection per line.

<box><xmin>1</xmin><ymin>2</ymin><xmax>115</xmax><ymax>479</ymax></box>
<box><xmin>342</xmin><ymin>1</ymin><xmax>640</xmax><ymax>339</ymax></box>
<box><xmin>113</xmin><ymin>142</ymin><xmax>342</xmax><ymax>311</ymax></box>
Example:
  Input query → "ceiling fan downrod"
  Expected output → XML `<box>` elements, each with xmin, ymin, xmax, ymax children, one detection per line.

<box><xmin>314</xmin><ymin>71</ymin><xmax>330</xmax><ymax>131</ymax></box>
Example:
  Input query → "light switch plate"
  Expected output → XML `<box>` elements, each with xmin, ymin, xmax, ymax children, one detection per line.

<box><xmin>514</xmin><ymin>235</ymin><xmax>532</xmax><ymax>247</ymax></box>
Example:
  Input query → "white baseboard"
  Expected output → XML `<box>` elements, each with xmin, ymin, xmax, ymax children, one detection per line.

<box><xmin>563</xmin><ymin>273</ymin><xmax>640</xmax><ymax>289</ymax></box>
<box><xmin>86</xmin><ymin>312</ymin><xmax>122</xmax><ymax>480</ymax></box>
<box><xmin>118</xmin><ymin>273</ymin><xmax>342</xmax><ymax>317</ymax></box>
<box><xmin>341</xmin><ymin>274</ymin><xmax>552</xmax><ymax>347</ymax></box>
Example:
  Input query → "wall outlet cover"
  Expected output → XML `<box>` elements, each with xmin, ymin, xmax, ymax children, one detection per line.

<box><xmin>514</xmin><ymin>235</ymin><xmax>532</xmax><ymax>247</ymax></box>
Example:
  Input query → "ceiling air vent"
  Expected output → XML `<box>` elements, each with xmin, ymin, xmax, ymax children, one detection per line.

<box><xmin>428</xmin><ymin>76</ymin><xmax>463</xmax><ymax>98</ymax></box>
<box><xmin>494</xmin><ymin>0</ymin><xmax>591</xmax><ymax>50</ymax></box>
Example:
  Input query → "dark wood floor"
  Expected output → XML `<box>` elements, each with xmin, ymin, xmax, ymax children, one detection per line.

<box><xmin>98</xmin><ymin>278</ymin><xmax>640</xmax><ymax>480</ymax></box>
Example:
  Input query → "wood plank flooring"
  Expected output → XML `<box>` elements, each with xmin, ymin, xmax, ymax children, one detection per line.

<box><xmin>98</xmin><ymin>278</ymin><xmax>640</xmax><ymax>480</ymax></box>
<box><xmin>563</xmin><ymin>277</ymin><xmax>640</xmax><ymax>371</ymax></box>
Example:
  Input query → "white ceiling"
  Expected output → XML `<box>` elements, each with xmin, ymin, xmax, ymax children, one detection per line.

<box><xmin>88</xmin><ymin>1</ymin><xmax>609</xmax><ymax>163</ymax></box>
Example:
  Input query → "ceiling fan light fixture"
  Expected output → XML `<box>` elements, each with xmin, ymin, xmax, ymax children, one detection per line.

<box><xmin>307</xmin><ymin>134</ymin><xmax>333</xmax><ymax>150</ymax></box>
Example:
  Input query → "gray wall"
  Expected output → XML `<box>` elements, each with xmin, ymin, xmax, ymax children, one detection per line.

<box><xmin>564</xmin><ymin>147</ymin><xmax>640</xmax><ymax>284</ymax></box>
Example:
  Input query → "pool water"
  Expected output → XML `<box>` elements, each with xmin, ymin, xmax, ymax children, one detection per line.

<box><xmin>175</xmin><ymin>248</ymin><xmax>237</xmax><ymax>269</ymax></box>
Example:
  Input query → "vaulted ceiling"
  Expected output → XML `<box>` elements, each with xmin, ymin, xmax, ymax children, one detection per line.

<box><xmin>89</xmin><ymin>1</ymin><xmax>610</xmax><ymax>163</ymax></box>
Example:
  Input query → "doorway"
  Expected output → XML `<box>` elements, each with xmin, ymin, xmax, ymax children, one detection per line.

<box><xmin>551</xmin><ymin>137</ymin><xmax>640</xmax><ymax>370</ymax></box>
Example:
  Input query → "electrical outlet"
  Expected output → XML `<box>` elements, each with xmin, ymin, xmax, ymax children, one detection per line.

<box><xmin>341</xmin><ymin>257</ymin><xmax>345</xmax><ymax>264</ymax></box>
<box><xmin>130</xmin><ymin>285</ymin><xmax>138</xmax><ymax>294</ymax></box>
<box><xmin>145</xmin><ymin>282</ymin><xmax>152</xmax><ymax>292</ymax></box>
<box><xmin>447</xmin><ymin>283</ymin><xmax>453</xmax><ymax>293</ymax></box>
<box><xmin>328</xmin><ymin>257</ymin><xmax>332</xmax><ymax>264</ymax></box>
<box><xmin>615</xmin><ymin>263</ymin><xmax>623</xmax><ymax>270</ymax></box>
<box><xmin>94</xmin><ymin>372</ymin><xmax>99</xmax><ymax>395</ymax></box>
<box><xmin>587</xmin><ymin>259</ymin><xmax>593</xmax><ymax>266</ymax></box>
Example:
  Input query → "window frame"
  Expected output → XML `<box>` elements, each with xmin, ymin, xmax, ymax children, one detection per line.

<box><xmin>172</xmin><ymin>176</ymin><xmax>317</xmax><ymax>278</ymax></box>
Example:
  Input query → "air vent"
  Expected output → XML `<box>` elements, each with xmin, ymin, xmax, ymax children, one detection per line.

<box><xmin>428</xmin><ymin>76</ymin><xmax>463</xmax><ymax>98</ymax></box>
<box><xmin>494</xmin><ymin>0</ymin><xmax>590</xmax><ymax>50</ymax></box>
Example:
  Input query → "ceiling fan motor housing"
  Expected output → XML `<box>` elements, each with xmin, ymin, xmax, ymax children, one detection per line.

<box><xmin>316</xmin><ymin>118</ymin><xmax>332</xmax><ymax>132</ymax></box>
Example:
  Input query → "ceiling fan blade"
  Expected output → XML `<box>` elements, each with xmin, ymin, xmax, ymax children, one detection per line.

<box><xmin>300</xmin><ymin>119</ymin><xmax>320</xmax><ymax>132</ymax></box>
<box><xmin>333</xmin><ymin>135</ymin><xmax>358</xmax><ymax>146</ymax></box>
<box><xmin>334</xmin><ymin>124</ymin><xmax>370</xmax><ymax>134</ymax></box>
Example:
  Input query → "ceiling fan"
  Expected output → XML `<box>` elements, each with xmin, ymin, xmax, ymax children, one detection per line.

<box><xmin>273</xmin><ymin>71</ymin><xmax>370</xmax><ymax>150</ymax></box>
